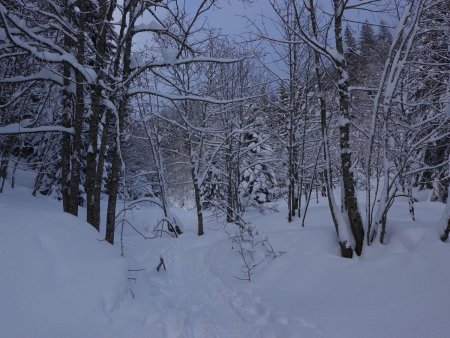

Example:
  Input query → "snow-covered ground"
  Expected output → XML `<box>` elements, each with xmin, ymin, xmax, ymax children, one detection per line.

<box><xmin>1</xmin><ymin>171</ymin><xmax>450</xmax><ymax>338</ymax></box>
<box><xmin>0</xmin><ymin>174</ymin><xmax>128</xmax><ymax>338</ymax></box>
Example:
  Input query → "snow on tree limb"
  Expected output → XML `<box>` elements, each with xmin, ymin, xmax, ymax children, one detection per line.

<box><xmin>0</xmin><ymin>70</ymin><xmax>63</xmax><ymax>86</ymax></box>
<box><xmin>128</xmin><ymin>87</ymin><xmax>257</xmax><ymax>105</ymax></box>
<box><xmin>0</xmin><ymin>4</ymin><xmax>97</xmax><ymax>84</ymax></box>
<box><xmin>0</xmin><ymin>123</ymin><xmax>74</xmax><ymax>135</ymax></box>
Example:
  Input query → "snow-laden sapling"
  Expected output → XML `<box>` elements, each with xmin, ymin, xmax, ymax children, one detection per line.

<box><xmin>229</xmin><ymin>222</ymin><xmax>283</xmax><ymax>282</ymax></box>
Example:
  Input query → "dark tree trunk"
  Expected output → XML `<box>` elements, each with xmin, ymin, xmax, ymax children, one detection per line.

<box><xmin>105</xmin><ymin>98</ymin><xmax>127</xmax><ymax>245</ymax></box>
<box><xmin>379</xmin><ymin>212</ymin><xmax>388</xmax><ymax>244</ymax></box>
<box><xmin>226</xmin><ymin>141</ymin><xmax>234</xmax><ymax>223</ymax></box>
<box><xmin>85</xmin><ymin>85</ymin><xmax>102</xmax><ymax>228</ymax></box>
<box><xmin>86</xmin><ymin>0</ymin><xmax>112</xmax><ymax>230</ymax></box>
<box><xmin>288</xmin><ymin>113</ymin><xmax>296</xmax><ymax>221</ymax></box>
<box><xmin>340</xmin><ymin>242</ymin><xmax>354</xmax><ymax>258</ymax></box>
<box><xmin>0</xmin><ymin>137</ymin><xmax>13</xmax><ymax>193</ymax></box>
<box><xmin>333</xmin><ymin>2</ymin><xmax>365</xmax><ymax>256</ymax></box>
<box><xmin>105</xmin><ymin>7</ymin><xmax>132</xmax><ymax>244</ymax></box>
<box><xmin>440</xmin><ymin>183</ymin><xmax>450</xmax><ymax>241</ymax></box>
<box><xmin>68</xmin><ymin>8</ymin><xmax>86</xmax><ymax>216</ymax></box>
<box><xmin>60</xmin><ymin>0</ymin><xmax>73</xmax><ymax>212</ymax></box>
<box><xmin>441</xmin><ymin>218</ymin><xmax>450</xmax><ymax>242</ymax></box>
<box><xmin>189</xmin><ymin>133</ymin><xmax>204</xmax><ymax>236</ymax></box>
<box><xmin>105</xmin><ymin>150</ymin><xmax>120</xmax><ymax>245</ymax></box>
<box><xmin>60</xmin><ymin>35</ymin><xmax>72</xmax><ymax>213</ymax></box>
<box><xmin>408</xmin><ymin>182</ymin><xmax>415</xmax><ymax>221</ymax></box>
<box><xmin>308</xmin><ymin>0</ymin><xmax>340</xmax><ymax>238</ymax></box>
<box><xmin>93</xmin><ymin>109</ymin><xmax>110</xmax><ymax>228</ymax></box>
<box><xmin>193</xmin><ymin>171</ymin><xmax>204</xmax><ymax>236</ymax></box>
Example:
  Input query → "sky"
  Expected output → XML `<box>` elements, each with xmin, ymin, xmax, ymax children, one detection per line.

<box><xmin>131</xmin><ymin>1</ymin><xmax>397</xmax><ymax>48</ymax></box>
<box><xmin>199</xmin><ymin>0</ymin><xmax>397</xmax><ymax>76</ymax></box>
<box><xmin>196</xmin><ymin>0</ymin><xmax>396</xmax><ymax>36</ymax></box>
<box><xmin>203</xmin><ymin>1</ymin><xmax>273</xmax><ymax>37</ymax></box>
<box><xmin>129</xmin><ymin>0</ymin><xmax>398</xmax><ymax>80</ymax></box>
<box><xmin>130</xmin><ymin>1</ymin><xmax>273</xmax><ymax>56</ymax></box>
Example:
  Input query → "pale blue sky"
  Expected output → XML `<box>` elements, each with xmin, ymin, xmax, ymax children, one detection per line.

<box><xmin>131</xmin><ymin>0</ymin><xmax>398</xmax><ymax>65</ymax></box>
<box><xmin>131</xmin><ymin>1</ymin><xmax>396</xmax><ymax>41</ymax></box>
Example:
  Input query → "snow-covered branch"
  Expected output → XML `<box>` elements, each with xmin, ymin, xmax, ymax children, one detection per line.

<box><xmin>0</xmin><ymin>123</ymin><xmax>74</xmax><ymax>135</ymax></box>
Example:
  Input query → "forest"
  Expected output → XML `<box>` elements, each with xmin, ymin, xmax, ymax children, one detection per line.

<box><xmin>0</xmin><ymin>0</ymin><xmax>449</xmax><ymax>337</ymax></box>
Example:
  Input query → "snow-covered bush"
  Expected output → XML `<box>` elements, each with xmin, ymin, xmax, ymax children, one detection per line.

<box><xmin>239</xmin><ymin>132</ymin><xmax>277</xmax><ymax>205</ymax></box>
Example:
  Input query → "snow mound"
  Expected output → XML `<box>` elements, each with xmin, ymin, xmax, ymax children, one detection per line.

<box><xmin>0</xmin><ymin>190</ymin><xmax>128</xmax><ymax>338</ymax></box>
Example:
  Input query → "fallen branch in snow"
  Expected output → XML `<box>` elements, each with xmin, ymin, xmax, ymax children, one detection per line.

<box><xmin>115</xmin><ymin>199</ymin><xmax>182</xmax><ymax>239</ymax></box>
<box><xmin>152</xmin><ymin>218</ymin><xmax>181</xmax><ymax>238</ymax></box>
<box><xmin>157</xmin><ymin>257</ymin><xmax>166</xmax><ymax>272</ymax></box>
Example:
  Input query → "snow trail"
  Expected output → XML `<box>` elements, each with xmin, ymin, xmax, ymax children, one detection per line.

<box><xmin>2</xmin><ymin>171</ymin><xmax>450</xmax><ymax>338</ymax></box>
<box><xmin>113</xmin><ymin>206</ymin><xmax>323</xmax><ymax>338</ymax></box>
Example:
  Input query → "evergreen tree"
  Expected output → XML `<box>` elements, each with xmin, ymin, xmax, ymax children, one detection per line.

<box><xmin>376</xmin><ymin>20</ymin><xmax>393</xmax><ymax>56</ymax></box>
<box><xmin>359</xmin><ymin>21</ymin><xmax>378</xmax><ymax>86</ymax></box>
<box><xmin>344</xmin><ymin>26</ymin><xmax>359</xmax><ymax>85</ymax></box>
<box><xmin>240</xmin><ymin>131</ymin><xmax>276</xmax><ymax>205</ymax></box>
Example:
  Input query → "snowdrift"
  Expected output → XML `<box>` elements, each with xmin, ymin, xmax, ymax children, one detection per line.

<box><xmin>2</xmin><ymin>175</ymin><xmax>450</xmax><ymax>338</ymax></box>
<box><xmin>0</xmin><ymin>189</ymin><xmax>128</xmax><ymax>338</ymax></box>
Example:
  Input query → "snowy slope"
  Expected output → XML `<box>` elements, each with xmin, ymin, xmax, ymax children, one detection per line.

<box><xmin>249</xmin><ymin>201</ymin><xmax>450</xmax><ymax>338</ymax></box>
<box><xmin>115</xmin><ymin>195</ymin><xmax>450</xmax><ymax>338</ymax></box>
<box><xmin>1</xmin><ymin>170</ymin><xmax>450</xmax><ymax>338</ymax></box>
<box><xmin>0</xmin><ymin>182</ymin><xmax>128</xmax><ymax>338</ymax></box>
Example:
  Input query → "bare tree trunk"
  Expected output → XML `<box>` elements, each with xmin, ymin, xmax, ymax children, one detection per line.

<box><xmin>105</xmin><ymin>5</ymin><xmax>132</xmax><ymax>244</ymax></box>
<box><xmin>226</xmin><ymin>138</ymin><xmax>234</xmax><ymax>223</ymax></box>
<box><xmin>379</xmin><ymin>211</ymin><xmax>388</xmax><ymax>244</ymax></box>
<box><xmin>86</xmin><ymin>0</ymin><xmax>113</xmax><ymax>230</ymax></box>
<box><xmin>85</xmin><ymin>90</ymin><xmax>102</xmax><ymax>228</ymax></box>
<box><xmin>0</xmin><ymin>137</ymin><xmax>12</xmax><ymax>193</ymax></box>
<box><xmin>441</xmin><ymin>218</ymin><xmax>450</xmax><ymax>242</ymax></box>
<box><xmin>439</xmin><ymin>162</ymin><xmax>450</xmax><ymax>241</ymax></box>
<box><xmin>333</xmin><ymin>0</ymin><xmax>365</xmax><ymax>256</ymax></box>
<box><xmin>297</xmin><ymin>91</ymin><xmax>308</xmax><ymax>218</ymax></box>
<box><xmin>288</xmin><ymin>138</ymin><xmax>294</xmax><ymax>222</ymax></box>
<box><xmin>152</xmin><ymin>123</ymin><xmax>172</xmax><ymax>230</ymax></box>
<box><xmin>60</xmin><ymin>29</ymin><xmax>72</xmax><ymax>212</ymax></box>
<box><xmin>226</xmin><ymin>173</ymin><xmax>234</xmax><ymax>222</ymax></box>
<box><xmin>10</xmin><ymin>141</ymin><xmax>23</xmax><ymax>189</ymax></box>
<box><xmin>188</xmin><ymin>129</ymin><xmax>204</xmax><ymax>236</ymax></box>
<box><xmin>106</xmin><ymin>148</ymin><xmax>120</xmax><ymax>244</ymax></box>
<box><xmin>193</xmin><ymin>168</ymin><xmax>204</xmax><ymax>236</ymax></box>
<box><xmin>68</xmin><ymin>6</ymin><xmax>86</xmax><ymax>216</ymax></box>
<box><xmin>93</xmin><ymin>110</ymin><xmax>110</xmax><ymax>227</ymax></box>
<box><xmin>366</xmin><ymin>2</ymin><xmax>424</xmax><ymax>244</ymax></box>
<box><xmin>137</xmin><ymin>102</ymin><xmax>176</xmax><ymax>234</ymax></box>
<box><xmin>106</xmin><ymin>94</ymin><xmax>128</xmax><ymax>244</ymax></box>
<box><xmin>287</xmin><ymin>11</ymin><xmax>298</xmax><ymax>222</ymax></box>
<box><xmin>408</xmin><ymin>180</ymin><xmax>415</xmax><ymax>221</ymax></box>
<box><xmin>233</xmin><ymin>127</ymin><xmax>243</xmax><ymax>219</ymax></box>
<box><xmin>309</xmin><ymin>0</ymin><xmax>342</xmax><ymax>248</ymax></box>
